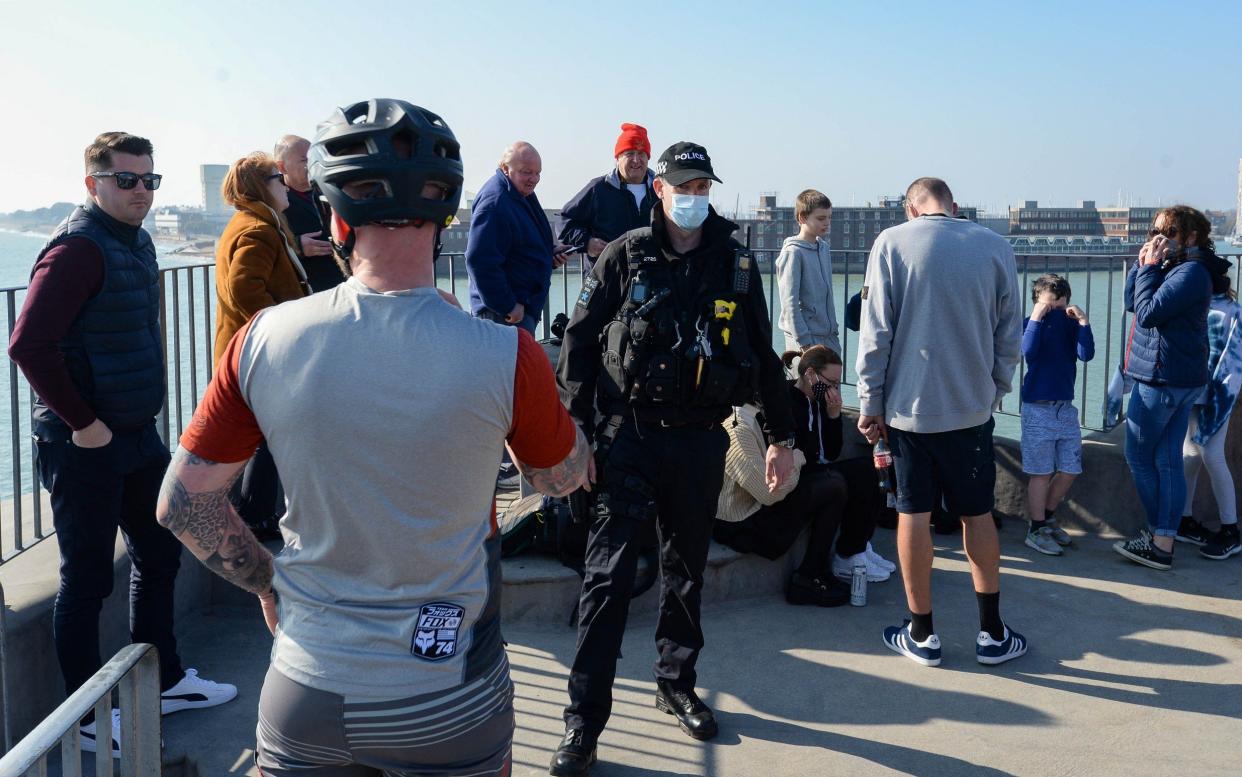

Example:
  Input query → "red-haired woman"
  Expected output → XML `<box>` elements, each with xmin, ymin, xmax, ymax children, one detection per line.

<box><xmin>213</xmin><ymin>152</ymin><xmax>311</xmax><ymax>537</ymax></box>
<box><xmin>213</xmin><ymin>152</ymin><xmax>310</xmax><ymax>364</ymax></box>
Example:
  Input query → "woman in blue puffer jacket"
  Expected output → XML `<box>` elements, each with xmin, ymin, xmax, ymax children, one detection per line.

<box><xmin>1115</xmin><ymin>205</ymin><xmax>1232</xmax><ymax>570</ymax></box>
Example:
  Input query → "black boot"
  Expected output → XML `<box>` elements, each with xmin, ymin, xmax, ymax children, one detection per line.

<box><xmin>549</xmin><ymin>728</ymin><xmax>597</xmax><ymax>776</ymax></box>
<box><xmin>785</xmin><ymin>572</ymin><xmax>850</xmax><ymax>607</ymax></box>
<box><xmin>655</xmin><ymin>680</ymin><xmax>718</xmax><ymax>741</ymax></box>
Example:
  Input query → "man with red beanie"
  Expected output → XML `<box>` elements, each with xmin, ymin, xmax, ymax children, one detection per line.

<box><xmin>559</xmin><ymin>122</ymin><xmax>656</xmax><ymax>277</ymax></box>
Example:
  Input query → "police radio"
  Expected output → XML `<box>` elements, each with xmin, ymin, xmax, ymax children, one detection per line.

<box><xmin>630</xmin><ymin>272</ymin><xmax>650</xmax><ymax>305</ymax></box>
<box><xmin>733</xmin><ymin>249</ymin><xmax>754</xmax><ymax>295</ymax></box>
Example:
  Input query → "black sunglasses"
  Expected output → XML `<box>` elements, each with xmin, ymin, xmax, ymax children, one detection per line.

<box><xmin>1149</xmin><ymin>225</ymin><xmax>1179</xmax><ymax>239</ymax></box>
<box><xmin>90</xmin><ymin>171</ymin><xmax>162</xmax><ymax>191</ymax></box>
<box><xmin>267</xmin><ymin>172</ymin><xmax>285</xmax><ymax>184</ymax></box>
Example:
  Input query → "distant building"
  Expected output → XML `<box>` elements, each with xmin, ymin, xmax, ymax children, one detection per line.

<box><xmin>1098</xmin><ymin>206</ymin><xmax>1158</xmax><ymax>243</ymax></box>
<box><xmin>1009</xmin><ymin>200</ymin><xmax>1104</xmax><ymax>236</ymax></box>
<box><xmin>1236</xmin><ymin>159</ymin><xmax>1241</xmax><ymax>239</ymax></box>
<box><xmin>1007</xmin><ymin>201</ymin><xmax>1152</xmax><ymax>255</ymax></box>
<box><xmin>978</xmin><ymin>214</ymin><xmax>1010</xmax><ymax>235</ymax></box>
<box><xmin>200</xmin><ymin>164</ymin><xmax>228</xmax><ymax>215</ymax></box>
<box><xmin>733</xmin><ymin>195</ymin><xmax>978</xmax><ymax>259</ymax></box>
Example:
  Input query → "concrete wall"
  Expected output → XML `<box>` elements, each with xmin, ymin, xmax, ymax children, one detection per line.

<box><xmin>0</xmin><ymin>539</ymin><xmax>216</xmax><ymax>744</ymax></box>
<box><xmin>5</xmin><ymin>400</ymin><xmax>1238</xmax><ymax>747</ymax></box>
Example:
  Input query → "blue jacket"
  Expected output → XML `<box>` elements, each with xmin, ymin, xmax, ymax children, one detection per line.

<box><xmin>466</xmin><ymin>168</ymin><xmax>555</xmax><ymax>319</ymax></box>
<box><xmin>1124</xmin><ymin>248</ymin><xmax>1230</xmax><ymax>387</ymax></box>
<box><xmin>1020</xmin><ymin>310</ymin><xmax>1094</xmax><ymax>402</ymax></box>
<box><xmin>558</xmin><ymin>168</ymin><xmax>655</xmax><ymax>274</ymax></box>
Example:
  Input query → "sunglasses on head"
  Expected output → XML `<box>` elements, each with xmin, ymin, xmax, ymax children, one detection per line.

<box><xmin>90</xmin><ymin>171</ymin><xmax>162</xmax><ymax>191</ymax></box>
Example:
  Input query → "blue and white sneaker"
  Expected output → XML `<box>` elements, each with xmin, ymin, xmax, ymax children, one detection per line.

<box><xmin>882</xmin><ymin>620</ymin><xmax>941</xmax><ymax>667</ymax></box>
<box><xmin>976</xmin><ymin>624</ymin><xmax>1028</xmax><ymax>665</ymax></box>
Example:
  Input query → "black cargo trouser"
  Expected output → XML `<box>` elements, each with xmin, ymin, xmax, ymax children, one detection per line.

<box><xmin>564</xmin><ymin>418</ymin><xmax>728</xmax><ymax>736</ymax></box>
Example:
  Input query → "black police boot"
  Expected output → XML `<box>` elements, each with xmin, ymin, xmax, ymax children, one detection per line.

<box><xmin>549</xmin><ymin>728</ymin><xmax>597</xmax><ymax>776</ymax></box>
<box><xmin>654</xmin><ymin>680</ymin><xmax>718</xmax><ymax>741</ymax></box>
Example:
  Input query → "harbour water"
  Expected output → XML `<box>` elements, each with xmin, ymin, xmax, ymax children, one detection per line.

<box><xmin>1</xmin><ymin>228</ymin><xmax>1240</xmax><ymax>509</ymax></box>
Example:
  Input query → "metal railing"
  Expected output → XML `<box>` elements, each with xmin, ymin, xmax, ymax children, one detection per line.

<box><xmin>5</xmin><ymin>248</ymin><xmax>1240</xmax><ymax>565</ymax></box>
<box><xmin>1</xmin><ymin>582</ymin><xmax>9</xmax><ymax>753</ymax></box>
<box><xmin>0</xmin><ymin>643</ymin><xmax>161</xmax><ymax>776</ymax></box>
<box><xmin>0</xmin><ymin>261</ymin><xmax>217</xmax><ymax>565</ymax></box>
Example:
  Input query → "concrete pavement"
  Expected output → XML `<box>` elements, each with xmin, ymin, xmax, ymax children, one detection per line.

<box><xmin>158</xmin><ymin>520</ymin><xmax>1242</xmax><ymax>777</ymax></box>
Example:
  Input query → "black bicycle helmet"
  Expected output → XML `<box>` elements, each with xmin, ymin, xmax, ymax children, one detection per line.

<box><xmin>309</xmin><ymin>99</ymin><xmax>463</xmax><ymax>229</ymax></box>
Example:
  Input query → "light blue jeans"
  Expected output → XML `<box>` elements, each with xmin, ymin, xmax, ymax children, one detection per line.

<box><xmin>1124</xmin><ymin>382</ymin><xmax>1202</xmax><ymax>537</ymax></box>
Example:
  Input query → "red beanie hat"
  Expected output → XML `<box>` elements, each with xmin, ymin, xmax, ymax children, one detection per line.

<box><xmin>614</xmin><ymin>123</ymin><xmax>651</xmax><ymax>158</ymax></box>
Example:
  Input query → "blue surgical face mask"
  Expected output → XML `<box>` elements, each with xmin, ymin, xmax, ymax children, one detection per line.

<box><xmin>668</xmin><ymin>193</ymin><xmax>709</xmax><ymax>230</ymax></box>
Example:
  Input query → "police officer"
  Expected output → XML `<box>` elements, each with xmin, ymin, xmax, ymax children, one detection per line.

<box><xmin>551</xmin><ymin>142</ymin><xmax>797</xmax><ymax>776</ymax></box>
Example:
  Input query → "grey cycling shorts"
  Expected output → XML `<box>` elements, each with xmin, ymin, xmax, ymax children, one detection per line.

<box><xmin>255</xmin><ymin>660</ymin><xmax>514</xmax><ymax>777</ymax></box>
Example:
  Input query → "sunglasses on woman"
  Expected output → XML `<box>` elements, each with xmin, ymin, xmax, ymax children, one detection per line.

<box><xmin>89</xmin><ymin>171</ymin><xmax>162</xmax><ymax>191</ymax></box>
<box><xmin>1148</xmin><ymin>225</ymin><xmax>1179</xmax><ymax>239</ymax></box>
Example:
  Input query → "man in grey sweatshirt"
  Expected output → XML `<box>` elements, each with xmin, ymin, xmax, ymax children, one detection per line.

<box><xmin>856</xmin><ymin>177</ymin><xmax>1026</xmax><ymax>668</ymax></box>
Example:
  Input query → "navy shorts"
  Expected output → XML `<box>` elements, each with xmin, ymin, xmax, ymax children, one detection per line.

<box><xmin>888</xmin><ymin>418</ymin><xmax>997</xmax><ymax>517</ymax></box>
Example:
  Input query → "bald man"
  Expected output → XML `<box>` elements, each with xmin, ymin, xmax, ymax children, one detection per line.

<box><xmin>274</xmin><ymin>134</ymin><xmax>343</xmax><ymax>291</ymax></box>
<box><xmin>465</xmin><ymin>141</ymin><xmax>573</xmax><ymax>334</ymax></box>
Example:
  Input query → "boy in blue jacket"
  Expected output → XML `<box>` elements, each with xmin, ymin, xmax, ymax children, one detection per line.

<box><xmin>1020</xmin><ymin>274</ymin><xmax>1094</xmax><ymax>556</ymax></box>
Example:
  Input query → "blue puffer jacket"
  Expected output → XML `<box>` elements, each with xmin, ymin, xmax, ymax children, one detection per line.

<box><xmin>1124</xmin><ymin>247</ymin><xmax>1231</xmax><ymax>387</ymax></box>
<box><xmin>466</xmin><ymin>168</ymin><xmax>555</xmax><ymax>319</ymax></box>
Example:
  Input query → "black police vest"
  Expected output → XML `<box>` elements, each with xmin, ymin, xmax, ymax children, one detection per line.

<box><xmin>33</xmin><ymin>205</ymin><xmax>164</xmax><ymax>432</ymax></box>
<box><xmin>598</xmin><ymin>229</ymin><xmax>759</xmax><ymax>413</ymax></box>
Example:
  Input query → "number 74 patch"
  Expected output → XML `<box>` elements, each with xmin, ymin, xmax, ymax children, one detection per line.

<box><xmin>411</xmin><ymin>603</ymin><xmax>464</xmax><ymax>662</ymax></box>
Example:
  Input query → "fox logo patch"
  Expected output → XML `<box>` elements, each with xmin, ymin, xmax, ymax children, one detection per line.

<box><xmin>411</xmin><ymin>603</ymin><xmax>464</xmax><ymax>661</ymax></box>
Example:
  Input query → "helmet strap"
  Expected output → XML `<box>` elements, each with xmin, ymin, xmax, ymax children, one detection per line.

<box><xmin>329</xmin><ymin>211</ymin><xmax>356</xmax><ymax>274</ymax></box>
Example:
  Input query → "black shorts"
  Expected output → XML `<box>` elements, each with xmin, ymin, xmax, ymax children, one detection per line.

<box><xmin>889</xmin><ymin>417</ymin><xmax>996</xmax><ymax>517</ymax></box>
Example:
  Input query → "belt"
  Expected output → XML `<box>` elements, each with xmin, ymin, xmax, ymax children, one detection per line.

<box><xmin>633</xmin><ymin>415</ymin><xmax>717</xmax><ymax>429</ymax></box>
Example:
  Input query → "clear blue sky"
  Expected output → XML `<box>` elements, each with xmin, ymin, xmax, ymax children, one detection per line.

<box><xmin>2</xmin><ymin>0</ymin><xmax>1239</xmax><ymax>215</ymax></box>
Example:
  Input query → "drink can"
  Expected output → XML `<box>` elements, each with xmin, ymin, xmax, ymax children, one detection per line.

<box><xmin>850</xmin><ymin>564</ymin><xmax>867</xmax><ymax>606</ymax></box>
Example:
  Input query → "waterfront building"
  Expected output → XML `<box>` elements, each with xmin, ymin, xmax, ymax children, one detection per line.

<box><xmin>200</xmin><ymin>164</ymin><xmax>228</xmax><ymax>215</ymax></box>
<box><xmin>734</xmin><ymin>194</ymin><xmax>978</xmax><ymax>256</ymax></box>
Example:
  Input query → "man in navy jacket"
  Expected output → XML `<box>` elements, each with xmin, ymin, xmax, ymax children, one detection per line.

<box><xmin>559</xmin><ymin>123</ymin><xmax>656</xmax><ymax>278</ymax></box>
<box><xmin>466</xmin><ymin>141</ymin><xmax>572</xmax><ymax>333</ymax></box>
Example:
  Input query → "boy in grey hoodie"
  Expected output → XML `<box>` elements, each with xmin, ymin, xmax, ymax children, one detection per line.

<box><xmin>776</xmin><ymin>189</ymin><xmax>840</xmax><ymax>356</ymax></box>
<box><xmin>856</xmin><ymin>177</ymin><xmax>1026</xmax><ymax>669</ymax></box>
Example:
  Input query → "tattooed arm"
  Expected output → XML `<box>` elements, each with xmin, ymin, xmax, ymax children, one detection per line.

<box><xmin>512</xmin><ymin>425</ymin><xmax>593</xmax><ymax>498</ymax></box>
<box><xmin>156</xmin><ymin>446</ymin><xmax>275</xmax><ymax>597</ymax></box>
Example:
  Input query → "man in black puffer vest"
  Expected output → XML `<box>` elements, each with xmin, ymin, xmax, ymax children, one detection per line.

<box><xmin>9</xmin><ymin>132</ymin><xmax>235</xmax><ymax>759</ymax></box>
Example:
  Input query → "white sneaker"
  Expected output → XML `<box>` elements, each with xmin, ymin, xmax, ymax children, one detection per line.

<box><xmin>80</xmin><ymin>708</ymin><xmax>120</xmax><ymax>759</ymax></box>
<box><xmin>865</xmin><ymin>542</ymin><xmax>896</xmax><ymax>572</ymax></box>
<box><xmin>832</xmin><ymin>552</ymin><xmax>890</xmax><ymax>583</ymax></box>
<box><xmin>161</xmin><ymin>668</ymin><xmax>238</xmax><ymax>714</ymax></box>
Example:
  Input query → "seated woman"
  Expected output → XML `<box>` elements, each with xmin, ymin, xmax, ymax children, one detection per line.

<box><xmin>714</xmin><ymin>346</ymin><xmax>893</xmax><ymax>607</ymax></box>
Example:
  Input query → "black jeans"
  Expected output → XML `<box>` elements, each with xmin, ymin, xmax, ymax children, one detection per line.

<box><xmin>824</xmin><ymin>456</ymin><xmax>880</xmax><ymax>558</ymax></box>
<box><xmin>712</xmin><ymin>457</ymin><xmax>877</xmax><ymax>573</ymax></box>
<box><xmin>35</xmin><ymin>422</ymin><xmax>184</xmax><ymax>693</ymax></box>
<box><xmin>565</xmin><ymin>420</ymin><xmax>727</xmax><ymax>736</ymax></box>
<box><xmin>232</xmin><ymin>440</ymin><xmax>284</xmax><ymax>530</ymax></box>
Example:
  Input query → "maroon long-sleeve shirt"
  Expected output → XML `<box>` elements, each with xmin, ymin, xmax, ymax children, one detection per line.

<box><xmin>8</xmin><ymin>236</ymin><xmax>105</xmax><ymax>430</ymax></box>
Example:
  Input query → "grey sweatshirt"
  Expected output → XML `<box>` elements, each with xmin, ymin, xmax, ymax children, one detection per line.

<box><xmin>775</xmin><ymin>236</ymin><xmax>840</xmax><ymax>355</ymax></box>
<box><xmin>855</xmin><ymin>215</ymin><xmax>1021</xmax><ymax>433</ymax></box>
